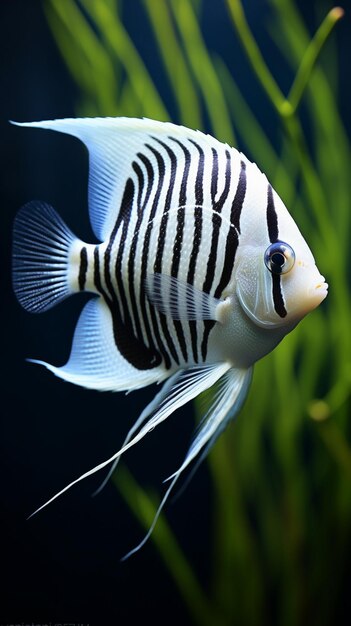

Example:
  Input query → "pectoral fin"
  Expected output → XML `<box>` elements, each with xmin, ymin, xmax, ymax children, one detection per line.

<box><xmin>145</xmin><ymin>273</ymin><xmax>222</xmax><ymax>321</ymax></box>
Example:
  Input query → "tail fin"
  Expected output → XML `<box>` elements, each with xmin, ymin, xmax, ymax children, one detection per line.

<box><xmin>12</xmin><ymin>201</ymin><xmax>77</xmax><ymax>313</ymax></box>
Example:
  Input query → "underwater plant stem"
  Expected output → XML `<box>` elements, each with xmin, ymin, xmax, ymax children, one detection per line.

<box><xmin>45</xmin><ymin>0</ymin><xmax>118</xmax><ymax>115</ymax></box>
<box><xmin>226</xmin><ymin>0</ymin><xmax>286</xmax><ymax>114</ymax></box>
<box><xmin>142</xmin><ymin>0</ymin><xmax>201</xmax><ymax>128</ymax></box>
<box><xmin>114</xmin><ymin>466</ymin><xmax>222</xmax><ymax>626</ymax></box>
<box><xmin>82</xmin><ymin>0</ymin><xmax>169</xmax><ymax>120</ymax></box>
<box><xmin>214</xmin><ymin>57</ymin><xmax>287</xmax><ymax>181</ymax></box>
<box><xmin>228</xmin><ymin>0</ymin><xmax>343</xmax><ymax>120</ymax></box>
<box><xmin>171</xmin><ymin>0</ymin><xmax>236</xmax><ymax>145</ymax></box>
<box><xmin>287</xmin><ymin>7</ymin><xmax>344</xmax><ymax>113</ymax></box>
<box><xmin>315</xmin><ymin>421</ymin><xmax>351</xmax><ymax>481</ymax></box>
<box><xmin>282</xmin><ymin>115</ymin><xmax>328</xmax><ymax>229</ymax></box>
<box><xmin>203</xmin><ymin>432</ymin><xmax>264</xmax><ymax>620</ymax></box>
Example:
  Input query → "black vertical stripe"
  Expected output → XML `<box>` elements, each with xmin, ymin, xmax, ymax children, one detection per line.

<box><xmin>170</xmin><ymin>138</ymin><xmax>190</xmax><ymax>277</ymax></box>
<box><xmin>213</xmin><ymin>149</ymin><xmax>231</xmax><ymax>212</ymax></box>
<box><xmin>272</xmin><ymin>274</ymin><xmax>287</xmax><ymax>317</ymax></box>
<box><xmin>266</xmin><ymin>183</ymin><xmax>287</xmax><ymax>318</ymax></box>
<box><xmin>144</xmin><ymin>144</ymin><xmax>179</xmax><ymax>369</ymax></box>
<box><xmin>109</xmin><ymin>178</ymin><xmax>134</xmax><ymax>321</ymax></box>
<box><xmin>187</xmin><ymin>140</ymin><xmax>204</xmax><ymax>285</ymax></box>
<box><xmin>152</xmin><ymin>138</ymin><xmax>177</xmax><ymax>273</ymax></box>
<box><xmin>97</xmin><ymin>178</ymin><xmax>162</xmax><ymax>370</ymax></box>
<box><xmin>214</xmin><ymin>159</ymin><xmax>246</xmax><ymax>297</ymax></box>
<box><xmin>203</xmin><ymin>149</ymin><xmax>232</xmax><ymax>295</ymax></box>
<box><xmin>78</xmin><ymin>246</ymin><xmax>88</xmax><ymax>291</ymax></box>
<box><xmin>267</xmin><ymin>183</ymin><xmax>279</xmax><ymax>243</ymax></box>
<box><xmin>202</xmin><ymin>211</ymin><xmax>222</xmax><ymax>295</ymax></box>
<box><xmin>94</xmin><ymin>245</ymin><xmax>111</xmax><ymax>303</ymax></box>
<box><xmin>187</xmin><ymin>139</ymin><xmax>205</xmax><ymax>363</ymax></box>
<box><xmin>104</xmin><ymin>176</ymin><xmax>135</xmax><ymax>307</ymax></box>
<box><xmin>231</xmin><ymin>160</ymin><xmax>246</xmax><ymax>233</ymax></box>
<box><xmin>169</xmin><ymin>137</ymin><xmax>193</xmax><ymax>362</ymax></box>
<box><xmin>214</xmin><ymin>226</ymin><xmax>239</xmax><ymax>299</ymax></box>
<box><xmin>133</xmin><ymin>161</ymin><xmax>146</xmax><ymax>218</ymax></box>
<box><xmin>210</xmin><ymin>148</ymin><xmax>218</xmax><ymax>203</ymax></box>
<box><xmin>136</xmin><ymin>152</ymin><xmax>164</xmax><ymax>360</ymax></box>
<box><xmin>139</xmin><ymin>147</ymin><xmax>172</xmax><ymax>369</ymax></box>
<box><xmin>189</xmin><ymin>140</ymin><xmax>204</xmax><ymax>206</ymax></box>
<box><xmin>127</xmin><ymin>161</ymin><xmax>146</xmax><ymax>342</ymax></box>
<box><xmin>201</xmin><ymin>149</ymin><xmax>233</xmax><ymax>361</ymax></box>
<box><xmin>129</xmin><ymin>155</ymin><xmax>178</xmax><ymax>366</ymax></box>
<box><xmin>201</xmin><ymin>156</ymin><xmax>246</xmax><ymax>360</ymax></box>
<box><xmin>93</xmin><ymin>245</ymin><xmax>104</xmax><ymax>295</ymax></box>
<box><xmin>151</xmin><ymin>138</ymin><xmax>180</xmax><ymax>365</ymax></box>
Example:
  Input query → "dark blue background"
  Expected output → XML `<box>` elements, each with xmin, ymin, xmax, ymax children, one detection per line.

<box><xmin>1</xmin><ymin>1</ymin><xmax>350</xmax><ymax>625</ymax></box>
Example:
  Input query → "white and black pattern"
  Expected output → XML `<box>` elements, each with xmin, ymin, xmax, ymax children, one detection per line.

<box><xmin>11</xmin><ymin>119</ymin><xmax>271</xmax><ymax>380</ymax></box>
<box><xmin>85</xmin><ymin>132</ymin><xmax>247</xmax><ymax>371</ymax></box>
<box><xmin>12</xmin><ymin>117</ymin><xmax>327</xmax><ymax>554</ymax></box>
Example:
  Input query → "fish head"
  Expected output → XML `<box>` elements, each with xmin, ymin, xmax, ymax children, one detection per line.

<box><xmin>235</xmin><ymin>188</ymin><xmax>328</xmax><ymax>329</ymax></box>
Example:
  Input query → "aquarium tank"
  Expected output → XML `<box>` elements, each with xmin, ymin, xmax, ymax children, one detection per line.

<box><xmin>1</xmin><ymin>1</ymin><xmax>350</xmax><ymax>625</ymax></box>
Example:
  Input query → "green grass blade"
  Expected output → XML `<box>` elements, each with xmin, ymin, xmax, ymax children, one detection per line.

<box><xmin>45</xmin><ymin>0</ymin><xmax>118</xmax><ymax>115</ymax></box>
<box><xmin>81</xmin><ymin>0</ymin><xmax>169</xmax><ymax>119</ymax></box>
<box><xmin>287</xmin><ymin>8</ymin><xmax>344</xmax><ymax>113</ymax></box>
<box><xmin>142</xmin><ymin>0</ymin><xmax>201</xmax><ymax>128</ymax></box>
<box><xmin>226</xmin><ymin>0</ymin><xmax>286</xmax><ymax>114</ymax></box>
<box><xmin>114</xmin><ymin>466</ymin><xmax>224</xmax><ymax>626</ymax></box>
<box><xmin>170</xmin><ymin>0</ymin><xmax>235</xmax><ymax>144</ymax></box>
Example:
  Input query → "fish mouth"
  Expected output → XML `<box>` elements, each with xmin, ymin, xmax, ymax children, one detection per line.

<box><xmin>306</xmin><ymin>277</ymin><xmax>328</xmax><ymax>311</ymax></box>
<box><xmin>311</xmin><ymin>277</ymin><xmax>328</xmax><ymax>300</ymax></box>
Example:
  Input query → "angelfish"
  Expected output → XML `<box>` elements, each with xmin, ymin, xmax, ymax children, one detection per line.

<box><xmin>12</xmin><ymin>117</ymin><xmax>328</xmax><ymax>556</ymax></box>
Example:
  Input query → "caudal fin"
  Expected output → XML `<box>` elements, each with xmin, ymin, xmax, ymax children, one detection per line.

<box><xmin>12</xmin><ymin>201</ymin><xmax>77</xmax><ymax>313</ymax></box>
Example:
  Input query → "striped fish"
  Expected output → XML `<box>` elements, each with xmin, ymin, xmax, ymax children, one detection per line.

<box><xmin>12</xmin><ymin>117</ymin><xmax>328</xmax><ymax>556</ymax></box>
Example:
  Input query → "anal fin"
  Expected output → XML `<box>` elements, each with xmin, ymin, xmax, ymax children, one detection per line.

<box><xmin>31</xmin><ymin>298</ymin><xmax>167</xmax><ymax>392</ymax></box>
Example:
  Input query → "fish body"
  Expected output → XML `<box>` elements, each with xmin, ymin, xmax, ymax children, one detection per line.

<box><xmin>12</xmin><ymin>117</ymin><xmax>328</xmax><ymax>555</ymax></box>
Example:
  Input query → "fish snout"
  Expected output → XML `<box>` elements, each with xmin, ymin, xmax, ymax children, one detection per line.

<box><xmin>308</xmin><ymin>276</ymin><xmax>328</xmax><ymax>307</ymax></box>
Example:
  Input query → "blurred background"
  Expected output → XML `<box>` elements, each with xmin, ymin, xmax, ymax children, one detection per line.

<box><xmin>1</xmin><ymin>1</ymin><xmax>350</xmax><ymax>625</ymax></box>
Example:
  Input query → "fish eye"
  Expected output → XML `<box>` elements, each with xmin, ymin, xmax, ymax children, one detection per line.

<box><xmin>264</xmin><ymin>241</ymin><xmax>295</xmax><ymax>275</ymax></box>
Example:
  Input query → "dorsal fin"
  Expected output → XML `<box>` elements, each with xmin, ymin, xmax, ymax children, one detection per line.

<box><xmin>12</xmin><ymin>117</ymin><xmax>230</xmax><ymax>241</ymax></box>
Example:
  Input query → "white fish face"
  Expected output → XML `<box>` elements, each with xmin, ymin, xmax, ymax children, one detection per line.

<box><xmin>235</xmin><ymin>236</ymin><xmax>328</xmax><ymax>329</ymax></box>
<box><xmin>236</xmin><ymin>192</ymin><xmax>328</xmax><ymax>330</ymax></box>
<box><xmin>233</xmin><ymin>172</ymin><xmax>328</xmax><ymax>330</ymax></box>
<box><xmin>277</xmin><ymin>247</ymin><xmax>328</xmax><ymax>321</ymax></box>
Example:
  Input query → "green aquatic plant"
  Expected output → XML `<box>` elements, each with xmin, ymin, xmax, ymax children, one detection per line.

<box><xmin>43</xmin><ymin>0</ymin><xmax>351</xmax><ymax>624</ymax></box>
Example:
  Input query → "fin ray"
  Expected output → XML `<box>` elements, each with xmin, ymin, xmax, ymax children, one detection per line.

<box><xmin>32</xmin><ymin>298</ymin><xmax>167</xmax><ymax>392</ymax></box>
<box><xmin>122</xmin><ymin>367</ymin><xmax>252</xmax><ymax>558</ymax></box>
<box><xmin>145</xmin><ymin>273</ymin><xmax>221</xmax><ymax>321</ymax></box>
<box><xmin>92</xmin><ymin>371</ymin><xmax>183</xmax><ymax>496</ymax></box>
<box><xmin>12</xmin><ymin>201</ymin><xmax>77</xmax><ymax>313</ymax></box>
<box><xmin>12</xmin><ymin>117</ymin><xmax>231</xmax><ymax>240</ymax></box>
<box><xmin>28</xmin><ymin>363</ymin><xmax>230</xmax><ymax>520</ymax></box>
<box><xmin>168</xmin><ymin>367</ymin><xmax>253</xmax><ymax>481</ymax></box>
